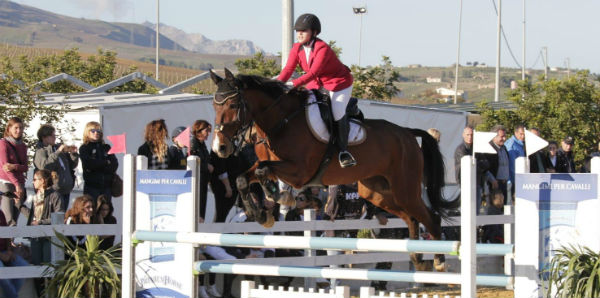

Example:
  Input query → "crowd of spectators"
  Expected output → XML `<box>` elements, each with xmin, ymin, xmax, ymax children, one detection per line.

<box><xmin>2</xmin><ymin>113</ymin><xmax>599</xmax><ymax>297</ymax></box>
<box><xmin>454</xmin><ymin>123</ymin><xmax>599</xmax><ymax>243</ymax></box>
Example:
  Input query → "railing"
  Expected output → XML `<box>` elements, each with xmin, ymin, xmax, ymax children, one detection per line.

<box><xmin>0</xmin><ymin>212</ymin><xmax>513</xmax><ymax>280</ymax></box>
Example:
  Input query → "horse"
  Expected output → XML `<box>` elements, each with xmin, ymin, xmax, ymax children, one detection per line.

<box><xmin>209</xmin><ymin>68</ymin><xmax>458</xmax><ymax>271</ymax></box>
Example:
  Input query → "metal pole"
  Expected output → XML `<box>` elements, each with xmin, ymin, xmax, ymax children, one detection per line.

<box><xmin>522</xmin><ymin>0</ymin><xmax>526</xmax><ymax>81</ymax></box>
<box><xmin>494</xmin><ymin>0</ymin><xmax>502</xmax><ymax>102</ymax></box>
<box><xmin>358</xmin><ymin>13</ymin><xmax>363</xmax><ymax>66</ymax></box>
<box><xmin>281</xmin><ymin>0</ymin><xmax>293</xmax><ymax>69</ymax></box>
<box><xmin>454</xmin><ymin>0</ymin><xmax>463</xmax><ymax>105</ymax></box>
<box><xmin>155</xmin><ymin>0</ymin><xmax>159</xmax><ymax>80</ymax></box>
<box><xmin>543</xmin><ymin>46</ymin><xmax>548</xmax><ymax>80</ymax></box>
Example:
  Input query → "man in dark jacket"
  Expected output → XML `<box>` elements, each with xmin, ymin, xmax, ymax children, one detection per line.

<box><xmin>556</xmin><ymin>136</ymin><xmax>576</xmax><ymax>173</ymax></box>
<box><xmin>479</xmin><ymin>125</ymin><xmax>509</xmax><ymax>243</ymax></box>
<box><xmin>454</xmin><ymin>126</ymin><xmax>474</xmax><ymax>183</ymax></box>
<box><xmin>528</xmin><ymin>128</ymin><xmax>553</xmax><ymax>173</ymax></box>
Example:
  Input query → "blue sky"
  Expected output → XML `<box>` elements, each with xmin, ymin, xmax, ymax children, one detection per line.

<box><xmin>15</xmin><ymin>0</ymin><xmax>600</xmax><ymax>73</ymax></box>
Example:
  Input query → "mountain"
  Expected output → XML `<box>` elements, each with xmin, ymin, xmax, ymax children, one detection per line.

<box><xmin>143</xmin><ymin>22</ymin><xmax>264</xmax><ymax>55</ymax></box>
<box><xmin>0</xmin><ymin>1</ymin><xmax>266</xmax><ymax>69</ymax></box>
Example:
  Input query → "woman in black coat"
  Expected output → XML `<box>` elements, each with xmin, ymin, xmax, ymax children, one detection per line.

<box><xmin>78</xmin><ymin>122</ymin><xmax>118</xmax><ymax>204</ymax></box>
<box><xmin>189</xmin><ymin>120</ymin><xmax>213</xmax><ymax>219</ymax></box>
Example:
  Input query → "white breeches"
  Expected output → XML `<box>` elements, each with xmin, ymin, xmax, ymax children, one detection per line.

<box><xmin>329</xmin><ymin>85</ymin><xmax>353</xmax><ymax>121</ymax></box>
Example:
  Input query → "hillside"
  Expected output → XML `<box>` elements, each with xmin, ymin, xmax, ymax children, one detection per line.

<box><xmin>0</xmin><ymin>1</ymin><xmax>266</xmax><ymax>70</ymax></box>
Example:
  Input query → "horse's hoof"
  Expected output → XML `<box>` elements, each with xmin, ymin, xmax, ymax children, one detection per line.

<box><xmin>414</xmin><ymin>260</ymin><xmax>434</xmax><ymax>271</ymax></box>
<box><xmin>261</xmin><ymin>212</ymin><xmax>275</xmax><ymax>228</ymax></box>
<box><xmin>434</xmin><ymin>259</ymin><xmax>446</xmax><ymax>272</ymax></box>
<box><xmin>434</xmin><ymin>255</ymin><xmax>447</xmax><ymax>272</ymax></box>
<box><xmin>277</xmin><ymin>191</ymin><xmax>296</xmax><ymax>207</ymax></box>
<box><xmin>236</xmin><ymin>176</ymin><xmax>248</xmax><ymax>191</ymax></box>
<box><xmin>255</xmin><ymin>166</ymin><xmax>269</xmax><ymax>177</ymax></box>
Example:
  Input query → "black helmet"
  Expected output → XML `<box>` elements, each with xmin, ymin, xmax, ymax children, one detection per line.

<box><xmin>294</xmin><ymin>13</ymin><xmax>321</xmax><ymax>35</ymax></box>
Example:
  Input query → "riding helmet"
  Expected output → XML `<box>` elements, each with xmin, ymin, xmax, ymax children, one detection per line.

<box><xmin>294</xmin><ymin>13</ymin><xmax>321</xmax><ymax>35</ymax></box>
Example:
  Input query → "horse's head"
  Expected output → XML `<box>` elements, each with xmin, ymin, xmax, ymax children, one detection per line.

<box><xmin>210</xmin><ymin>68</ymin><xmax>251</xmax><ymax>158</ymax></box>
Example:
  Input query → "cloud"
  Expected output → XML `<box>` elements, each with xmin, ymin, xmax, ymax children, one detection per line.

<box><xmin>66</xmin><ymin>0</ymin><xmax>133</xmax><ymax>21</ymax></box>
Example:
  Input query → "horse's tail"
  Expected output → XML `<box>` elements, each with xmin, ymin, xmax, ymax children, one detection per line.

<box><xmin>410</xmin><ymin>129</ymin><xmax>459</xmax><ymax>219</ymax></box>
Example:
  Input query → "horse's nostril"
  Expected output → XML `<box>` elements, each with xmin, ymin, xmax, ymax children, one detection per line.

<box><xmin>219</xmin><ymin>145</ymin><xmax>227</xmax><ymax>153</ymax></box>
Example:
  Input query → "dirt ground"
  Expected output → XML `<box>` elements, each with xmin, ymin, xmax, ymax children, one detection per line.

<box><xmin>384</xmin><ymin>286</ymin><xmax>514</xmax><ymax>298</ymax></box>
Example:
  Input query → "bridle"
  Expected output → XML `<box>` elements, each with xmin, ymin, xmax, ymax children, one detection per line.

<box><xmin>212</xmin><ymin>79</ymin><xmax>305</xmax><ymax>154</ymax></box>
<box><xmin>213</xmin><ymin>86</ymin><xmax>253</xmax><ymax>155</ymax></box>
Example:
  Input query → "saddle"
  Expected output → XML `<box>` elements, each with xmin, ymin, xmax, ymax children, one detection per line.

<box><xmin>307</xmin><ymin>90</ymin><xmax>366</xmax><ymax>145</ymax></box>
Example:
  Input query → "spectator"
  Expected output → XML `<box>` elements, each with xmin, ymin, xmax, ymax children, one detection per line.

<box><xmin>18</xmin><ymin>169</ymin><xmax>63</xmax><ymax>296</ymax></box>
<box><xmin>189</xmin><ymin>120</ymin><xmax>214</xmax><ymax>219</ymax></box>
<box><xmin>0</xmin><ymin>210</ymin><xmax>29</xmax><ymax>298</ymax></box>
<box><xmin>0</xmin><ymin>117</ymin><xmax>28</xmax><ymax>226</ymax></box>
<box><xmin>546</xmin><ymin>141</ymin><xmax>558</xmax><ymax>173</ymax></box>
<box><xmin>33</xmin><ymin>124</ymin><xmax>79</xmax><ymax>209</ymax></box>
<box><xmin>65</xmin><ymin>195</ymin><xmax>97</xmax><ymax>249</ymax></box>
<box><xmin>79</xmin><ymin>121</ymin><xmax>118</xmax><ymax>204</ymax></box>
<box><xmin>454</xmin><ymin>126</ymin><xmax>473</xmax><ymax>183</ymax></box>
<box><xmin>556</xmin><ymin>136</ymin><xmax>576</xmax><ymax>173</ymax></box>
<box><xmin>528</xmin><ymin>128</ymin><xmax>553</xmax><ymax>173</ymax></box>
<box><xmin>581</xmin><ymin>142</ymin><xmax>600</xmax><ymax>173</ymax></box>
<box><xmin>427</xmin><ymin>128</ymin><xmax>441</xmax><ymax>143</ymax></box>
<box><xmin>138</xmin><ymin>119</ymin><xmax>170</xmax><ymax>170</ymax></box>
<box><xmin>96</xmin><ymin>195</ymin><xmax>116</xmax><ymax>251</ymax></box>
<box><xmin>480</xmin><ymin>125</ymin><xmax>509</xmax><ymax>243</ymax></box>
<box><xmin>503</xmin><ymin>124</ymin><xmax>525</xmax><ymax>186</ymax></box>
<box><xmin>168</xmin><ymin>126</ymin><xmax>188</xmax><ymax>170</ymax></box>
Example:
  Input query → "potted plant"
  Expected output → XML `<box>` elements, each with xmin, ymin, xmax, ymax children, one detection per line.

<box><xmin>544</xmin><ymin>244</ymin><xmax>600</xmax><ymax>298</ymax></box>
<box><xmin>43</xmin><ymin>232</ymin><xmax>121</xmax><ymax>298</ymax></box>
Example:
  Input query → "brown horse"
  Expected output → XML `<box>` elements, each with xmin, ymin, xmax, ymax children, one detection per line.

<box><xmin>209</xmin><ymin>69</ymin><xmax>458</xmax><ymax>271</ymax></box>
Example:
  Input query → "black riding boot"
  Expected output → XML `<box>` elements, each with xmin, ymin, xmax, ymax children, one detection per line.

<box><xmin>335</xmin><ymin>115</ymin><xmax>357</xmax><ymax>168</ymax></box>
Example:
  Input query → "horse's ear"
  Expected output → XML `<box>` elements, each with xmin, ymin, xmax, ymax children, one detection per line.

<box><xmin>210</xmin><ymin>69</ymin><xmax>223</xmax><ymax>84</ymax></box>
<box><xmin>224</xmin><ymin>68</ymin><xmax>235</xmax><ymax>80</ymax></box>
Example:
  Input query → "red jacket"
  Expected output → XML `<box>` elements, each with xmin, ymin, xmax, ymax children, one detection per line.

<box><xmin>278</xmin><ymin>38</ymin><xmax>353</xmax><ymax>92</ymax></box>
<box><xmin>0</xmin><ymin>138</ymin><xmax>28</xmax><ymax>186</ymax></box>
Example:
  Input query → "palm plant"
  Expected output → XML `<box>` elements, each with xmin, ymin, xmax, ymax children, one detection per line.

<box><xmin>544</xmin><ymin>244</ymin><xmax>600</xmax><ymax>298</ymax></box>
<box><xmin>43</xmin><ymin>232</ymin><xmax>121</xmax><ymax>298</ymax></box>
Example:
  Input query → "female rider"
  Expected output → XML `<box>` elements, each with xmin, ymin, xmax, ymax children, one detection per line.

<box><xmin>277</xmin><ymin>13</ymin><xmax>357</xmax><ymax>168</ymax></box>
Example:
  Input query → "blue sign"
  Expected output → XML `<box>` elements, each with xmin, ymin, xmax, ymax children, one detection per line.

<box><xmin>136</xmin><ymin>170</ymin><xmax>192</xmax><ymax>194</ymax></box>
<box><xmin>515</xmin><ymin>173</ymin><xmax>597</xmax><ymax>204</ymax></box>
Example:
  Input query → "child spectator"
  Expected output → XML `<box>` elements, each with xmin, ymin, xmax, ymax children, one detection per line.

<box><xmin>96</xmin><ymin>195</ymin><xmax>116</xmax><ymax>251</ymax></box>
<box><xmin>65</xmin><ymin>195</ymin><xmax>97</xmax><ymax>249</ymax></box>
<box><xmin>33</xmin><ymin>124</ymin><xmax>79</xmax><ymax>209</ymax></box>
<box><xmin>79</xmin><ymin>121</ymin><xmax>118</xmax><ymax>203</ymax></box>
<box><xmin>17</xmin><ymin>169</ymin><xmax>63</xmax><ymax>296</ymax></box>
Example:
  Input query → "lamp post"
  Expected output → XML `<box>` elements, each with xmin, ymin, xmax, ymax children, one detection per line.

<box><xmin>353</xmin><ymin>7</ymin><xmax>367</xmax><ymax>66</ymax></box>
<box><xmin>155</xmin><ymin>0</ymin><xmax>160</xmax><ymax>80</ymax></box>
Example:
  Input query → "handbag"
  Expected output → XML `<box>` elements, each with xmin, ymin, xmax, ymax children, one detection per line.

<box><xmin>111</xmin><ymin>174</ymin><xmax>123</xmax><ymax>197</ymax></box>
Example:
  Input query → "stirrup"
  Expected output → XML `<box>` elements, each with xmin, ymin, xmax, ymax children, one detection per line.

<box><xmin>339</xmin><ymin>151</ymin><xmax>357</xmax><ymax>168</ymax></box>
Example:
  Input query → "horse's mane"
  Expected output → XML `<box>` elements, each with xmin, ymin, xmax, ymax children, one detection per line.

<box><xmin>237</xmin><ymin>74</ymin><xmax>309</xmax><ymax>104</ymax></box>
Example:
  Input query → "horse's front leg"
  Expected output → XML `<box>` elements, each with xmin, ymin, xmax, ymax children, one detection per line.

<box><xmin>254</xmin><ymin>161</ymin><xmax>296</xmax><ymax>207</ymax></box>
<box><xmin>235</xmin><ymin>162</ymin><xmax>274</xmax><ymax>227</ymax></box>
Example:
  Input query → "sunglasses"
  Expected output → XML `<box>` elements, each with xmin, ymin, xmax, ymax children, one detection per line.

<box><xmin>91</xmin><ymin>129</ymin><xmax>102</xmax><ymax>133</ymax></box>
<box><xmin>296</xmin><ymin>195</ymin><xmax>307</xmax><ymax>202</ymax></box>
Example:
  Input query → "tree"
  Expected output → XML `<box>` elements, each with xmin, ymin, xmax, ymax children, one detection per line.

<box><xmin>1</xmin><ymin>48</ymin><xmax>157</xmax><ymax>94</ymax></box>
<box><xmin>234</xmin><ymin>52</ymin><xmax>280</xmax><ymax>78</ymax></box>
<box><xmin>351</xmin><ymin>56</ymin><xmax>401</xmax><ymax>100</ymax></box>
<box><xmin>477</xmin><ymin>71</ymin><xmax>600</xmax><ymax>167</ymax></box>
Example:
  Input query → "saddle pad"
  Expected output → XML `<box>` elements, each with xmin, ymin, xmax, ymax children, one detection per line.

<box><xmin>305</xmin><ymin>93</ymin><xmax>366</xmax><ymax>145</ymax></box>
